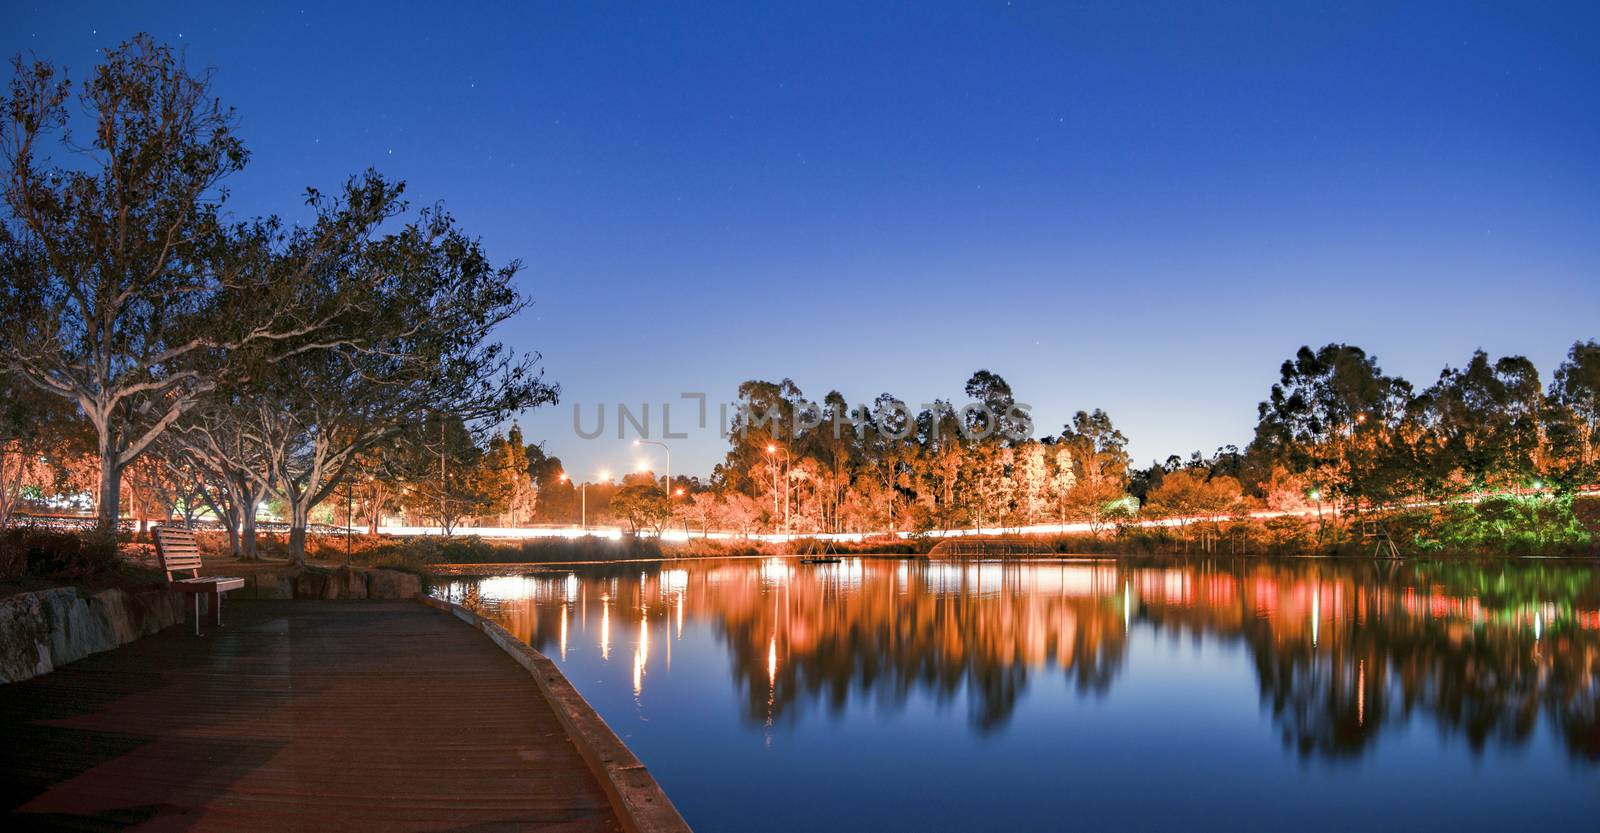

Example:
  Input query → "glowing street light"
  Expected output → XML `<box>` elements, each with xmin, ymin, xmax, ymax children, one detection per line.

<box><xmin>633</xmin><ymin>439</ymin><xmax>673</xmax><ymax>501</ymax></box>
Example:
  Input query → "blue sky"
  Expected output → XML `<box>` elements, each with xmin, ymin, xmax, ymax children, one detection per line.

<box><xmin>6</xmin><ymin>2</ymin><xmax>1598</xmax><ymax>479</ymax></box>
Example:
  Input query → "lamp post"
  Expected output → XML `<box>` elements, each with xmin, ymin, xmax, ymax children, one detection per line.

<box><xmin>561</xmin><ymin>470</ymin><xmax>608</xmax><ymax>530</ymax></box>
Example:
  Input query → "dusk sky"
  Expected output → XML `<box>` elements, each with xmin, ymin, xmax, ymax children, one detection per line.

<box><xmin>7</xmin><ymin>2</ymin><xmax>1598</xmax><ymax>480</ymax></box>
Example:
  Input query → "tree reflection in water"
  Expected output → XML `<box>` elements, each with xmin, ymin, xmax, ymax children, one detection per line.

<box><xmin>438</xmin><ymin>556</ymin><xmax>1600</xmax><ymax>761</ymax></box>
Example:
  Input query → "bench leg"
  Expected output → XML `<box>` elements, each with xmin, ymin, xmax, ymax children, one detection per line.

<box><xmin>212</xmin><ymin>590</ymin><xmax>224</xmax><ymax>627</ymax></box>
<box><xmin>193</xmin><ymin>593</ymin><xmax>201</xmax><ymax>636</ymax></box>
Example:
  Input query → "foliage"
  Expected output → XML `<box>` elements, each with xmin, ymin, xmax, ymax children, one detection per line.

<box><xmin>0</xmin><ymin>528</ymin><xmax>119</xmax><ymax>583</ymax></box>
<box><xmin>0</xmin><ymin>35</ymin><xmax>349</xmax><ymax>531</ymax></box>
<box><xmin>611</xmin><ymin>483</ymin><xmax>671</xmax><ymax>534</ymax></box>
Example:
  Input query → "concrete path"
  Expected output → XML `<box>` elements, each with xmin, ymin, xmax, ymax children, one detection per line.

<box><xmin>0</xmin><ymin>600</ymin><xmax>623</xmax><ymax>832</ymax></box>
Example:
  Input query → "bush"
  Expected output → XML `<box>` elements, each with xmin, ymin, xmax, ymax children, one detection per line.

<box><xmin>0</xmin><ymin>528</ymin><xmax>120</xmax><ymax>583</ymax></box>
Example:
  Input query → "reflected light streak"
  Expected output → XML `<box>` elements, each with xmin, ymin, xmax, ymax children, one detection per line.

<box><xmin>767</xmin><ymin>635</ymin><xmax>778</xmax><ymax>689</ymax></box>
<box><xmin>1312</xmin><ymin>585</ymin><xmax>1320</xmax><ymax>647</ymax></box>
<box><xmin>560</xmin><ymin>602</ymin><xmax>569</xmax><ymax>661</ymax></box>
<box><xmin>1357</xmin><ymin>659</ymin><xmax>1366</xmax><ymax>726</ymax></box>
<box><xmin>601</xmin><ymin>595</ymin><xmax>611</xmax><ymax>661</ymax></box>
<box><xmin>633</xmin><ymin>609</ymin><xmax>649</xmax><ymax>697</ymax></box>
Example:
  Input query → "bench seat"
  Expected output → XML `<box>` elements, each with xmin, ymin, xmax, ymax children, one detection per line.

<box><xmin>154</xmin><ymin>527</ymin><xmax>245</xmax><ymax>635</ymax></box>
<box><xmin>172</xmin><ymin>576</ymin><xmax>246</xmax><ymax>593</ymax></box>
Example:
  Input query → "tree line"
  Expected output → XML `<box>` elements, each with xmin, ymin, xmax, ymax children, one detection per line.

<box><xmin>525</xmin><ymin>342</ymin><xmax>1600</xmax><ymax>547</ymax></box>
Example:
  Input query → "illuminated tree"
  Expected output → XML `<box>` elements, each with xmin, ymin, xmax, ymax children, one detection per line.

<box><xmin>1251</xmin><ymin>344</ymin><xmax>1412</xmax><ymax>530</ymax></box>
<box><xmin>0</xmin><ymin>37</ymin><xmax>388</xmax><ymax>533</ymax></box>
<box><xmin>1548</xmin><ymin>340</ymin><xmax>1600</xmax><ymax>485</ymax></box>
<box><xmin>612</xmin><ymin>483</ymin><xmax>670</xmax><ymax>535</ymax></box>
<box><xmin>1420</xmin><ymin>351</ymin><xmax>1548</xmax><ymax>493</ymax></box>
<box><xmin>479</xmin><ymin>426</ymin><xmax>536</xmax><ymax>526</ymax></box>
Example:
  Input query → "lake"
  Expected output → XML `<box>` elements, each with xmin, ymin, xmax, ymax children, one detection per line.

<box><xmin>432</xmin><ymin>557</ymin><xmax>1600</xmax><ymax>832</ymax></box>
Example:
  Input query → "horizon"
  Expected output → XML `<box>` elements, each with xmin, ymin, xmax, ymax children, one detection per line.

<box><xmin>6</xmin><ymin>1</ymin><xmax>1598</xmax><ymax>478</ymax></box>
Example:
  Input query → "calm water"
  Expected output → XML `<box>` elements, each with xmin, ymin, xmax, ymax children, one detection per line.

<box><xmin>432</xmin><ymin>557</ymin><xmax>1600</xmax><ymax>832</ymax></box>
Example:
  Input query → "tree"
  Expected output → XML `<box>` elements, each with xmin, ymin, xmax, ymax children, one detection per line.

<box><xmin>1014</xmin><ymin>441</ymin><xmax>1051</xmax><ymax>525</ymax></box>
<box><xmin>717</xmin><ymin>492</ymin><xmax>765</xmax><ymax>538</ymax></box>
<box><xmin>169</xmin><ymin>392</ymin><xmax>272</xmax><ymax>557</ymax></box>
<box><xmin>0</xmin><ymin>37</ymin><xmax>403</xmax><ymax>533</ymax></box>
<box><xmin>528</xmin><ymin>446</ymin><xmax>579</xmax><ymax>523</ymax></box>
<box><xmin>1252</xmin><ymin>344</ymin><xmax>1412</xmax><ymax>527</ymax></box>
<box><xmin>1549</xmin><ymin>340</ymin><xmax>1600</xmax><ymax>485</ymax></box>
<box><xmin>612</xmin><ymin>483</ymin><xmax>669</xmax><ymax>535</ymax></box>
<box><xmin>0</xmin><ymin>370</ymin><xmax>77</xmax><ymax>527</ymax></box>
<box><xmin>1146</xmin><ymin>470</ymin><xmax>1244</xmax><ymax>550</ymax></box>
<box><xmin>1057</xmin><ymin>410</ymin><xmax>1131</xmax><ymax>490</ymax></box>
<box><xmin>1421</xmin><ymin>351</ymin><xmax>1548</xmax><ymax>494</ymax></box>
<box><xmin>395</xmin><ymin>415</ymin><xmax>492</xmax><ymax>535</ymax></box>
<box><xmin>231</xmin><ymin>196</ymin><xmax>556</xmax><ymax>561</ymax></box>
<box><xmin>479</xmin><ymin>426</ymin><xmax>535</xmax><ymax>526</ymax></box>
<box><xmin>676</xmin><ymin>491</ymin><xmax>721</xmax><ymax>537</ymax></box>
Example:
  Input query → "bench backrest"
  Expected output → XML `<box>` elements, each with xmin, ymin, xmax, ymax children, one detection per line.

<box><xmin>153</xmin><ymin>527</ymin><xmax>204</xmax><ymax>581</ymax></box>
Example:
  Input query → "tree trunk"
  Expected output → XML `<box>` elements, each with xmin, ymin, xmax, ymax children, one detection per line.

<box><xmin>288</xmin><ymin>500</ymin><xmax>309</xmax><ymax>565</ymax></box>
<box><xmin>241</xmin><ymin>498</ymin><xmax>258</xmax><ymax>561</ymax></box>
<box><xmin>96</xmin><ymin>440</ymin><xmax>122</xmax><ymax>535</ymax></box>
<box><xmin>223</xmin><ymin>505</ymin><xmax>240</xmax><ymax>555</ymax></box>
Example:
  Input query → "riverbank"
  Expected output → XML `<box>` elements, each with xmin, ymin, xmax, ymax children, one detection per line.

<box><xmin>355</xmin><ymin>526</ymin><xmax>1599</xmax><ymax>572</ymax></box>
<box><xmin>0</xmin><ymin>599</ymin><xmax>689</xmax><ymax>832</ymax></box>
<box><xmin>148</xmin><ymin>498</ymin><xmax>1600</xmax><ymax>578</ymax></box>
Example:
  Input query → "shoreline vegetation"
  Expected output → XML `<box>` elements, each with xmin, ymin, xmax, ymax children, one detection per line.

<box><xmin>226</xmin><ymin>500</ymin><xmax>1600</xmax><ymax>577</ymax></box>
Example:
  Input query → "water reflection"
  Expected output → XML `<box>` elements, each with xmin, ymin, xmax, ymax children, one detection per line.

<box><xmin>436</xmin><ymin>557</ymin><xmax>1600</xmax><ymax>762</ymax></box>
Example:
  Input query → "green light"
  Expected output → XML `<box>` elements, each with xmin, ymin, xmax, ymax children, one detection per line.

<box><xmin>1308</xmin><ymin>489</ymin><xmax>1321</xmax><ymax>501</ymax></box>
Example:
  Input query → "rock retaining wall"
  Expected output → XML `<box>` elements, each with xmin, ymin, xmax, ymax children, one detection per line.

<box><xmin>230</xmin><ymin>566</ymin><xmax>423</xmax><ymax>601</ymax></box>
<box><xmin>1</xmin><ymin>567</ymin><xmax>422</xmax><ymax>685</ymax></box>
<box><xmin>0</xmin><ymin>586</ymin><xmax>186</xmax><ymax>684</ymax></box>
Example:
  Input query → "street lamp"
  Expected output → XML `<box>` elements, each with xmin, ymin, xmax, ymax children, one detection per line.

<box><xmin>633</xmin><ymin>439</ymin><xmax>672</xmax><ymax>500</ymax></box>
<box><xmin>561</xmin><ymin>470</ymin><xmax>610</xmax><ymax>530</ymax></box>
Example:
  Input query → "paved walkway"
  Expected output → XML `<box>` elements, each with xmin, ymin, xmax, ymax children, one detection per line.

<box><xmin>0</xmin><ymin>600</ymin><xmax>623</xmax><ymax>832</ymax></box>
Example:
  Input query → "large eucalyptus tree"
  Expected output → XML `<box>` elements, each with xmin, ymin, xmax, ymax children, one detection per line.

<box><xmin>0</xmin><ymin>36</ymin><xmax>389</xmax><ymax>532</ymax></box>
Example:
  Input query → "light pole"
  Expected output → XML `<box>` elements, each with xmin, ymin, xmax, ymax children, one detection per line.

<box><xmin>633</xmin><ymin>439</ymin><xmax>672</xmax><ymax>499</ymax></box>
<box><xmin>561</xmin><ymin>470</ymin><xmax>609</xmax><ymax>530</ymax></box>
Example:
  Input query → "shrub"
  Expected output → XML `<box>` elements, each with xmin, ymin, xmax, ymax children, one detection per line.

<box><xmin>0</xmin><ymin>528</ymin><xmax>120</xmax><ymax>583</ymax></box>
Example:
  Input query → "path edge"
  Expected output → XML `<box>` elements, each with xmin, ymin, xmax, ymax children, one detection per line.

<box><xmin>418</xmin><ymin>595</ymin><xmax>693</xmax><ymax>833</ymax></box>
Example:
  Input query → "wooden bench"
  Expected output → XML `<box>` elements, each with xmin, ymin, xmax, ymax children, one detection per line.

<box><xmin>154</xmin><ymin>527</ymin><xmax>246</xmax><ymax>636</ymax></box>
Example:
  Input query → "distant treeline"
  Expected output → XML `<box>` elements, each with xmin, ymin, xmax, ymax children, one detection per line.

<box><xmin>527</xmin><ymin>342</ymin><xmax>1600</xmax><ymax>554</ymax></box>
